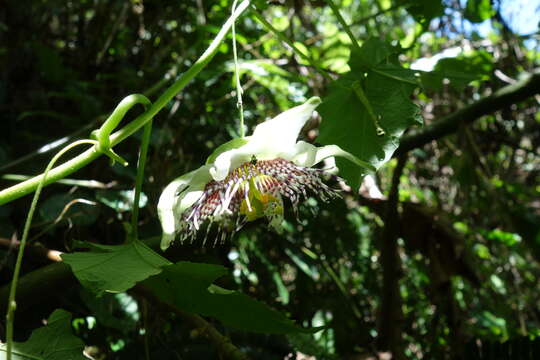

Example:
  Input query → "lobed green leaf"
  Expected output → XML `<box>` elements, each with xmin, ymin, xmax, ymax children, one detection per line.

<box><xmin>318</xmin><ymin>38</ymin><xmax>421</xmax><ymax>188</ymax></box>
<box><xmin>62</xmin><ymin>240</ymin><xmax>171</xmax><ymax>296</ymax></box>
<box><xmin>0</xmin><ymin>310</ymin><xmax>85</xmax><ymax>360</ymax></box>
<box><xmin>143</xmin><ymin>261</ymin><xmax>321</xmax><ymax>334</ymax></box>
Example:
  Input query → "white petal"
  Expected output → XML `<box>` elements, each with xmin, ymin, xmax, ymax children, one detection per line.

<box><xmin>249</xmin><ymin>96</ymin><xmax>321</xmax><ymax>155</ymax></box>
<box><xmin>205</xmin><ymin>137</ymin><xmax>250</xmax><ymax>165</ymax></box>
<box><xmin>291</xmin><ymin>142</ymin><xmax>375</xmax><ymax>172</ymax></box>
<box><xmin>209</xmin><ymin>97</ymin><xmax>322</xmax><ymax>181</ymax></box>
<box><xmin>158</xmin><ymin>165</ymin><xmax>212</xmax><ymax>250</ymax></box>
<box><xmin>209</xmin><ymin>145</ymin><xmax>253</xmax><ymax>181</ymax></box>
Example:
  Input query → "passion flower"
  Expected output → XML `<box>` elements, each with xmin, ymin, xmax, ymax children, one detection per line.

<box><xmin>158</xmin><ymin>97</ymin><xmax>372</xmax><ymax>250</ymax></box>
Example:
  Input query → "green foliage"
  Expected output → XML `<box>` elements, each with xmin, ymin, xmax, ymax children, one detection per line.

<box><xmin>229</xmin><ymin>60</ymin><xmax>305</xmax><ymax>110</ymax></box>
<box><xmin>318</xmin><ymin>38</ymin><xmax>421</xmax><ymax>188</ymax></box>
<box><xmin>61</xmin><ymin>240</ymin><xmax>171</xmax><ymax>296</ymax></box>
<box><xmin>39</xmin><ymin>193</ymin><xmax>99</xmax><ymax>226</ymax></box>
<box><xmin>421</xmin><ymin>55</ymin><xmax>493</xmax><ymax>91</ymax></box>
<box><xmin>287</xmin><ymin>333</ymin><xmax>339</xmax><ymax>359</ymax></box>
<box><xmin>0</xmin><ymin>310</ymin><xmax>85</xmax><ymax>360</ymax></box>
<box><xmin>95</xmin><ymin>189</ymin><xmax>148</xmax><ymax>213</ymax></box>
<box><xmin>1</xmin><ymin>0</ymin><xmax>539</xmax><ymax>359</ymax></box>
<box><xmin>396</xmin><ymin>0</ymin><xmax>444</xmax><ymax>24</ymax></box>
<box><xmin>465</xmin><ymin>0</ymin><xmax>495</xmax><ymax>23</ymax></box>
<box><xmin>80</xmin><ymin>291</ymin><xmax>140</xmax><ymax>333</ymax></box>
<box><xmin>143</xmin><ymin>261</ymin><xmax>318</xmax><ymax>334</ymax></box>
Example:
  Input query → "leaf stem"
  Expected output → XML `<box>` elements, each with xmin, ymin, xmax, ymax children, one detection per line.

<box><xmin>0</xmin><ymin>0</ymin><xmax>251</xmax><ymax>205</ymax></box>
<box><xmin>371</xmin><ymin>67</ymin><xmax>418</xmax><ymax>85</ymax></box>
<box><xmin>351</xmin><ymin>81</ymin><xmax>385</xmax><ymax>136</ymax></box>
<box><xmin>5</xmin><ymin>139</ymin><xmax>97</xmax><ymax>360</ymax></box>
<box><xmin>249</xmin><ymin>5</ymin><xmax>333</xmax><ymax>82</ymax></box>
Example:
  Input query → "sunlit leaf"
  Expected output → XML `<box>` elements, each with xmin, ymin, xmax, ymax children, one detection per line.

<box><xmin>288</xmin><ymin>333</ymin><xmax>339</xmax><ymax>360</ymax></box>
<box><xmin>473</xmin><ymin>243</ymin><xmax>491</xmax><ymax>259</ymax></box>
<box><xmin>318</xmin><ymin>38</ymin><xmax>421</xmax><ymax>188</ymax></box>
<box><xmin>228</xmin><ymin>60</ymin><xmax>304</xmax><ymax>109</ymax></box>
<box><xmin>420</xmin><ymin>57</ymin><xmax>490</xmax><ymax>91</ymax></box>
<box><xmin>62</xmin><ymin>240</ymin><xmax>171</xmax><ymax>296</ymax></box>
<box><xmin>484</xmin><ymin>228</ymin><xmax>522</xmax><ymax>246</ymax></box>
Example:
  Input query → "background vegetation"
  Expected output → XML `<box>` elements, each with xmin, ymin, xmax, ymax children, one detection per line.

<box><xmin>0</xmin><ymin>0</ymin><xmax>539</xmax><ymax>359</ymax></box>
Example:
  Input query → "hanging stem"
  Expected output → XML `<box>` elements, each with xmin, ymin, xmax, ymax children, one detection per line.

<box><xmin>0</xmin><ymin>0</ymin><xmax>251</xmax><ymax>205</ymax></box>
<box><xmin>232</xmin><ymin>0</ymin><xmax>245</xmax><ymax>138</ymax></box>
<box><xmin>5</xmin><ymin>139</ymin><xmax>97</xmax><ymax>360</ymax></box>
<box><xmin>129</xmin><ymin>120</ymin><xmax>153</xmax><ymax>242</ymax></box>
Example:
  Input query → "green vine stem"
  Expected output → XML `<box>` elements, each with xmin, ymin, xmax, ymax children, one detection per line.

<box><xmin>249</xmin><ymin>5</ymin><xmax>333</xmax><ymax>82</ymax></box>
<box><xmin>5</xmin><ymin>139</ymin><xmax>98</xmax><ymax>360</ymax></box>
<box><xmin>93</xmin><ymin>94</ymin><xmax>152</xmax><ymax>166</ymax></box>
<box><xmin>129</xmin><ymin>120</ymin><xmax>153</xmax><ymax>242</ymax></box>
<box><xmin>0</xmin><ymin>68</ymin><xmax>177</xmax><ymax>174</ymax></box>
<box><xmin>325</xmin><ymin>0</ymin><xmax>362</xmax><ymax>52</ymax></box>
<box><xmin>1</xmin><ymin>175</ymin><xmax>112</xmax><ymax>189</ymax></box>
<box><xmin>0</xmin><ymin>0</ymin><xmax>251</xmax><ymax>205</ymax></box>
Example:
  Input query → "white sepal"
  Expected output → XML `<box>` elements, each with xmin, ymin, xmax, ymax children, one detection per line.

<box><xmin>158</xmin><ymin>165</ymin><xmax>212</xmax><ymax>250</ymax></box>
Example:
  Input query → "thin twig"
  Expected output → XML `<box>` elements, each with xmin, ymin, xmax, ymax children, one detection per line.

<box><xmin>249</xmin><ymin>5</ymin><xmax>333</xmax><ymax>82</ymax></box>
<box><xmin>396</xmin><ymin>69</ymin><xmax>540</xmax><ymax>155</ymax></box>
<box><xmin>1</xmin><ymin>174</ymin><xmax>116</xmax><ymax>189</ymax></box>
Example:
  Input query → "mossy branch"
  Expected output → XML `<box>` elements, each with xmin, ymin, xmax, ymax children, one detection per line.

<box><xmin>396</xmin><ymin>70</ymin><xmax>540</xmax><ymax>155</ymax></box>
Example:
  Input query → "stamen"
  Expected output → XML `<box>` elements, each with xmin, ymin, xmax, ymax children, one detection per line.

<box><xmin>175</xmin><ymin>158</ymin><xmax>341</xmax><ymax>244</ymax></box>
